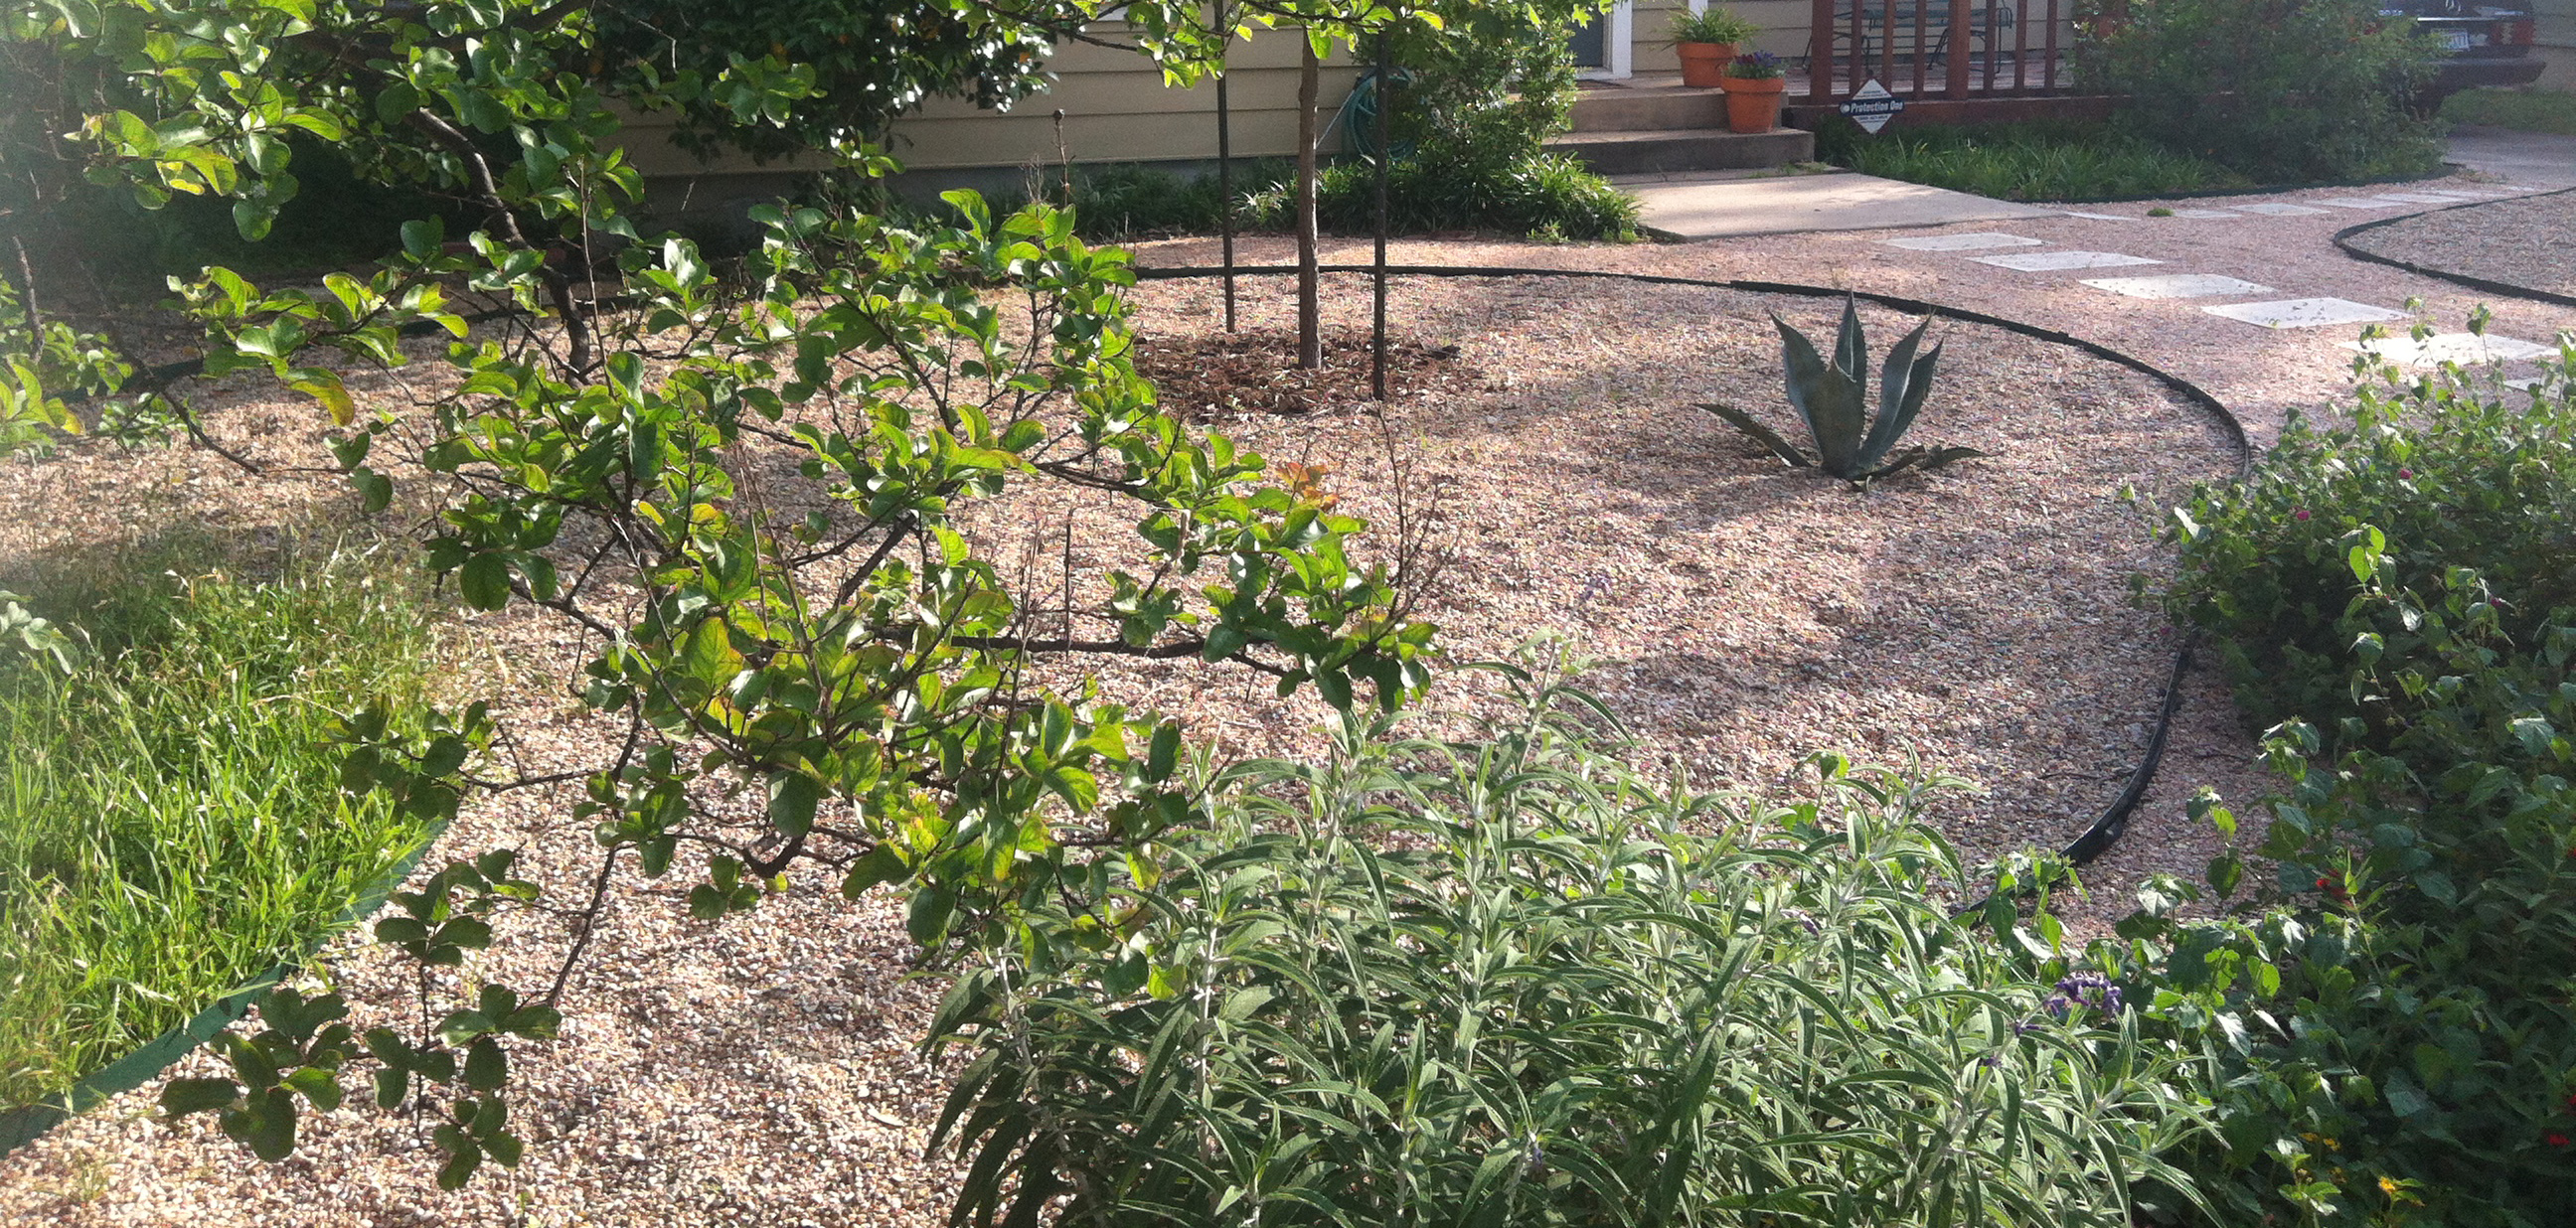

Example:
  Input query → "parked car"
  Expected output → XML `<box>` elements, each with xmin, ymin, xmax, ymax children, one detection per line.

<box><xmin>2381</xmin><ymin>0</ymin><xmax>2546</xmax><ymax>105</ymax></box>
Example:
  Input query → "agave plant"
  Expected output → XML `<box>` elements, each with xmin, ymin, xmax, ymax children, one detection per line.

<box><xmin>1700</xmin><ymin>295</ymin><xmax>1986</xmax><ymax>483</ymax></box>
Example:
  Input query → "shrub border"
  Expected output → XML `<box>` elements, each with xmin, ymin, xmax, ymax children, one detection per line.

<box><xmin>1136</xmin><ymin>262</ymin><xmax>2251</xmax><ymax>874</ymax></box>
<box><xmin>2330</xmin><ymin>184</ymin><xmax>2576</xmax><ymax>309</ymax></box>
<box><xmin>0</xmin><ymin>816</ymin><xmax>454</xmax><ymax>1157</ymax></box>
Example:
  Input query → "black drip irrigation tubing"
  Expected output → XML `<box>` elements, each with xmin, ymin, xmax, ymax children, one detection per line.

<box><xmin>2331</xmin><ymin>184</ymin><xmax>2576</xmax><ymax>311</ymax></box>
<box><xmin>1139</xmin><ymin>262</ymin><xmax>2253</xmax><ymax>905</ymax></box>
<box><xmin>1</xmin><ymin>265</ymin><xmax>2251</xmax><ymax>1152</ymax></box>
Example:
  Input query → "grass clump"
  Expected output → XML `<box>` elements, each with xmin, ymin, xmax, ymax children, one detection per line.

<box><xmin>2441</xmin><ymin>86</ymin><xmax>2576</xmax><ymax>136</ymax></box>
<box><xmin>0</xmin><ymin>535</ymin><xmax>444</xmax><ymax>1106</ymax></box>
<box><xmin>1818</xmin><ymin>117</ymin><xmax>2252</xmax><ymax>201</ymax></box>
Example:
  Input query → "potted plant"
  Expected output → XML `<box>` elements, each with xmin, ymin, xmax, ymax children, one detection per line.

<box><xmin>1668</xmin><ymin>7</ymin><xmax>1760</xmax><ymax>88</ymax></box>
<box><xmin>1719</xmin><ymin>51</ymin><xmax>1787</xmax><ymax>133</ymax></box>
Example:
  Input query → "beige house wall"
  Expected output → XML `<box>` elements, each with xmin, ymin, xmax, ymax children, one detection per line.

<box><xmin>619</xmin><ymin>24</ymin><xmax>1359</xmax><ymax>182</ymax></box>
<box><xmin>619</xmin><ymin>1</ymin><xmax>2101</xmax><ymax>185</ymax></box>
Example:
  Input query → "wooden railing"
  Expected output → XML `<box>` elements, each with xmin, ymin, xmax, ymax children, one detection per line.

<box><xmin>1804</xmin><ymin>0</ymin><xmax>2086</xmax><ymax>103</ymax></box>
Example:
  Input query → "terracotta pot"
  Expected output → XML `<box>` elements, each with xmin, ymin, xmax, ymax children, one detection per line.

<box><xmin>1719</xmin><ymin>76</ymin><xmax>1786</xmax><ymax>133</ymax></box>
<box><xmin>1675</xmin><ymin>42</ymin><xmax>1735</xmax><ymax>88</ymax></box>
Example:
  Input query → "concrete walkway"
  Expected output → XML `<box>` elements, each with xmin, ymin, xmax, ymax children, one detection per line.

<box><xmin>1617</xmin><ymin>167</ymin><xmax>2060</xmax><ymax>238</ymax></box>
<box><xmin>2444</xmin><ymin>125</ymin><xmax>2576</xmax><ymax>187</ymax></box>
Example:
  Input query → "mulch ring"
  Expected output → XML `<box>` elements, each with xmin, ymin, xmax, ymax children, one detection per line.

<box><xmin>1130</xmin><ymin>326</ymin><xmax>1480</xmax><ymax>420</ymax></box>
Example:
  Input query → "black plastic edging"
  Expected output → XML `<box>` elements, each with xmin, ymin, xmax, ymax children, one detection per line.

<box><xmin>2331</xmin><ymin>184</ymin><xmax>2576</xmax><ymax>310</ymax></box>
<box><xmin>0</xmin><ymin>815</ymin><xmax>456</xmax><ymax>1157</ymax></box>
<box><xmin>1134</xmin><ymin>261</ymin><xmax>2253</xmax><ymax>885</ymax></box>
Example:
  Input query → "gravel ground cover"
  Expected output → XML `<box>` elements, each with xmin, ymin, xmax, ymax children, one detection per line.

<box><xmin>2341</xmin><ymin>188</ymin><xmax>2576</xmax><ymax>298</ymax></box>
<box><xmin>0</xmin><ymin>195</ymin><xmax>2424</xmax><ymax>1222</ymax></box>
<box><xmin>1131</xmin><ymin>172</ymin><xmax>2576</xmax><ymax>447</ymax></box>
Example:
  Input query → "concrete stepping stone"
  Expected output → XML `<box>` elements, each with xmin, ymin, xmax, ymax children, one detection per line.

<box><xmin>2202</xmin><ymin>298</ymin><xmax>2411</xmax><ymax>329</ymax></box>
<box><xmin>2229</xmin><ymin>203</ymin><xmax>2332</xmax><ymax>217</ymax></box>
<box><xmin>1880</xmin><ymin>231</ymin><xmax>2045</xmax><ymax>251</ymax></box>
<box><xmin>2343</xmin><ymin>333</ymin><xmax>2561</xmax><ymax>366</ymax></box>
<box><xmin>1970</xmin><ymin>249</ymin><xmax>2163</xmax><ymax>271</ymax></box>
<box><xmin>2371</xmin><ymin>192</ymin><xmax>2471</xmax><ymax>204</ymax></box>
<box><xmin>2164</xmin><ymin>208</ymin><xmax>2246</xmax><ymax>219</ymax></box>
<box><xmin>2057</xmin><ymin>211</ymin><xmax>2137</xmax><ymax>221</ymax></box>
<box><xmin>2410</xmin><ymin>189</ymin><xmax>2500</xmax><ymax>199</ymax></box>
<box><xmin>2313</xmin><ymin>197</ymin><xmax>2407</xmax><ymax>210</ymax></box>
<box><xmin>2080</xmin><ymin>273</ymin><xmax>2276</xmax><ymax>299</ymax></box>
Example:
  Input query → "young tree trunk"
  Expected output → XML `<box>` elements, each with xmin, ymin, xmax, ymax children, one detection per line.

<box><xmin>1294</xmin><ymin>36</ymin><xmax>1322</xmax><ymax>371</ymax></box>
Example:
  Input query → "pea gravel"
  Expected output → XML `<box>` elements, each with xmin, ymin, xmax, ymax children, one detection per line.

<box><xmin>7</xmin><ymin>191</ymin><xmax>2470</xmax><ymax>1220</ymax></box>
<box><xmin>2341</xmin><ymin>188</ymin><xmax>2576</xmax><ymax>300</ymax></box>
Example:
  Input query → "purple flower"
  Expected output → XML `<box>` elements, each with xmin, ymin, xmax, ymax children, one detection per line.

<box><xmin>2048</xmin><ymin>973</ymin><xmax>2124</xmax><ymax>1022</ymax></box>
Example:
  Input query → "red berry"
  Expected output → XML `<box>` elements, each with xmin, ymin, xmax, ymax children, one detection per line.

<box><xmin>2551</xmin><ymin>1133</ymin><xmax>2571</xmax><ymax>1149</ymax></box>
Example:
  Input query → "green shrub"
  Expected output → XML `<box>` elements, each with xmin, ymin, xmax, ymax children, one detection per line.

<box><xmin>1816</xmin><ymin>117</ymin><xmax>2253</xmax><ymax>201</ymax></box>
<box><xmin>2078</xmin><ymin>0</ymin><xmax>2444</xmax><ymax>183</ymax></box>
<box><xmin>2164</xmin><ymin>333</ymin><xmax>2576</xmax><ymax>734</ymax></box>
<box><xmin>1244</xmin><ymin>152</ymin><xmax>1640</xmax><ymax>240</ymax></box>
<box><xmin>991</xmin><ymin>3</ymin><xmax>1640</xmax><ymax>245</ymax></box>
<box><xmin>2093</xmin><ymin>346</ymin><xmax>2576</xmax><ymax>1225</ymax></box>
<box><xmin>925</xmin><ymin>666</ymin><xmax>2212</xmax><ymax>1226</ymax></box>
<box><xmin>2440</xmin><ymin>86</ymin><xmax>2576</xmax><ymax>137</ymax></box>
<box><xmin>1666</xmin><ymin>5</ymin><xmax>1759</xmax><ymax>46</ymax></box>
<box><xmin>0</xmin><ymin>535</ymin><xmax>444</xmax><ymax>1105</ymax></box>
<box><xmin>1391</xmin><ymin>2</ymin><xmax>1587</xmax><ymax>170</ymax></box>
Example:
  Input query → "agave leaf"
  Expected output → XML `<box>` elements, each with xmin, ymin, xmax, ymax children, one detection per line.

<box><xmin>1696</xmin><ymin>402</ymin><xmax>1813</xmax><ymax>468</ymax></box>
<box><xmin>1912</xmin><ymin>445</ymin><xmax>1985</xmax><ymax>472</ymax></box>
<box><xmin>1773</xmin><ymin>314</ymin><xmax>1867</xmax><ymax>478</ymax></box>
<box><xmin>1856</xmin><ymin>319</ymin><xmax>1937</xmax><ymax>472</ymax></box>
<box><xmin>1833</xmin><ymin>294</ymin><xmax>1866</xmax><ymax>383</ymax></box>
<box><xmin>1889</xmin><ymin>340</ymin><xmax>1945</xmax><ymax>446</ymax></box>
<box><xmin>1865</xmin><ymin>445</ymin><xmax>1987</xmax><ymax>481</ymax></box>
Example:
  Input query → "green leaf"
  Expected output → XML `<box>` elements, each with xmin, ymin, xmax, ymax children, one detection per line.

<box><xmin>767</xmin><ymin>771</ymin><xmax>820</xmax><ymax>839</ymax></box>
<box><xmin>438</xmin><ymin>1008</ymin><xmax>497</xmax><ymax>1045</ymax></box>
<box><xmin>841</xmin><ymin>845</ymin><xmax>907</xmax><ymax>898</ymax></box>
<box><xmin>159</xmin><ymin>1077</ymin><xmax>241</xmax><ymax>1117</ymax></box>
<box><xmin>239</xmin><ymin>1087</ymin><xmax>297</xmax><ymax>1161</ymax></box>
<box><xmin>435</xmin><ymin>1138</ymin><xmax>482</xmax><ymax>1190</ymax></box>
<box><xmin>463</xmin><ymin>1036</ymin><xmax>507</xmax><ymax>1092</ymax></box>
<box><xmin>907</xmin><ymin>883</ymin><xmax>955</xmax><ymax>945</ymax></box>
<box><xmin>374</xmin><ymin>1066</ymin><xmax>409</xmax><ymax>1111</ymax></box>
<box><xmin>458</xmin><ymin>552</ymin><xmax>511</xmax><ymax>610</ymax></box>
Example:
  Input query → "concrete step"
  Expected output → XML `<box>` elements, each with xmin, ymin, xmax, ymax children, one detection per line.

<box><xmin>1544</xmin><ymin>127</ymin><xmax>1815</xmax><ymax>176</ymax></box>
<box><xmin>1568</xmin><ymin>85</ymin><xmax>1731</xmax><ymax>133</ymax></box>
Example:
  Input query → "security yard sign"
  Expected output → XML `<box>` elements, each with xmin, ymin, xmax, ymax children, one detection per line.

<box><xmin>1839</xmin><ymin>79</ymin><xmax>1905</xmax><ymax>134</ymax></box>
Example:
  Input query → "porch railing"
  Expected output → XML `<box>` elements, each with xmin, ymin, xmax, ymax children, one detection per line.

<box><xmin>1803</xmin><ymin>0</ymin><xmax>2096</xmax><ymax>103</ymax></box>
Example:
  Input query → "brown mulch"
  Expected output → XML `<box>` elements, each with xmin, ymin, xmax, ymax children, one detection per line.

<box><xmin>1131</xmin><ymin>325</ymin><xmax>1477</xmax><ymax>419</ymax></box>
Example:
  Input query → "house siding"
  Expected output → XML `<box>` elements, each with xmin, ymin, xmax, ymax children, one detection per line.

<box><xmin>618</xmin><ymin>24</ymin><xmax>1359</xmax><ymax>182</ymax></box>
